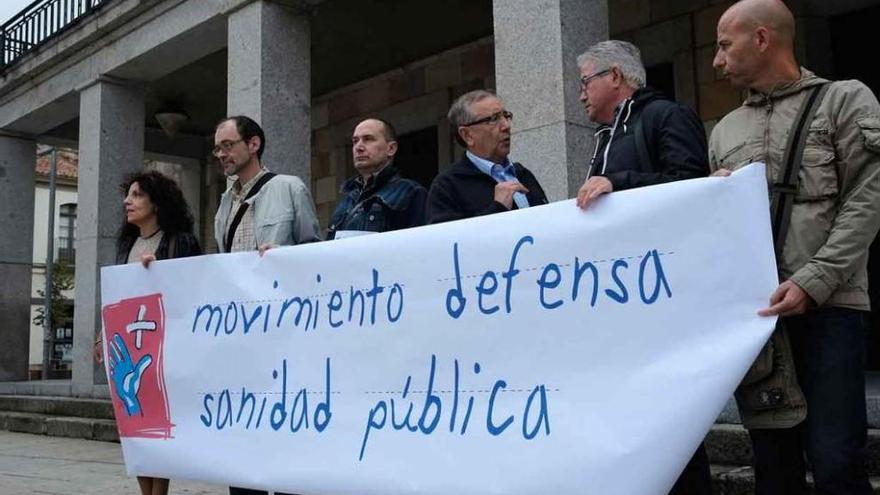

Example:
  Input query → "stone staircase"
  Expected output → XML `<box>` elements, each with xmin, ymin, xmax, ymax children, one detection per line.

<box><xmin>703</xmin><ymin>380</ymin><xmax>880</xmax><ymax>494</ymax></box>
<box><xmin>0</xmin><ymin>381</ymin><xmax>118</xmax><ymax>443</ymax></box>
<box><xmin>3</xmin><ymin>379</ymin><xmax>880</xmax><ymax>493</ymax></box>
<box><xmin>706</xmin><ymin>422</ymin><xmax>880</xmax><ymax>493</ymax></box>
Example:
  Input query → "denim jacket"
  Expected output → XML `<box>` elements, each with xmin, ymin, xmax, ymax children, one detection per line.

<box><xmin>328</xmin><ymin>166</ymin><xmax>427</xmax><ymax>239</ymax></box>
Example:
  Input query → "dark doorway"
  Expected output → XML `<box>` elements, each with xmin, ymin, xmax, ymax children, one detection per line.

<box><xmin>831</xmin><ymin>6</ymin><xmax>880</xmax><ymax>92</ymax></box>
<box><xmin>646</xmin><ymin>62</ymin><xmax>676</xmax><ymax>101</ymax></box>
<box><xmin>395</xmin><ymin>126</ymin><xmax>439</xmax><ymax>189</ymax></box>
<box><xmin>830</xmin><ymin>5</ymin><xmax>880</xmax><ymax>368</ymax></box>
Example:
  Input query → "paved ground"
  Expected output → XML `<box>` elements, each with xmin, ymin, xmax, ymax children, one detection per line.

<box><xmin>0</xmin><ymin>431</ymin><xmax>226</xmax><ymax>495</ymax></box>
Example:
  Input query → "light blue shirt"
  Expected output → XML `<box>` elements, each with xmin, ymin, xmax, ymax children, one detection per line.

<box><xmin>465</xmin><ymin>151</ymin><xmax>530</xmax><ymax>209</ymax></box>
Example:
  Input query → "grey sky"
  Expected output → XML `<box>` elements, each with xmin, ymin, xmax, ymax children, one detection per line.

<box><xmin>0</xmin><ymin>0</ymin><xmax>36</xmax><ymax>27</ymax></box>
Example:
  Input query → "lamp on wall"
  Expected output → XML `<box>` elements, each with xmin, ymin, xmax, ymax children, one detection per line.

<box><xmin>155</xmin><ymin>110</ymin><xmax>189</xmax><ymax>139</ymax></box>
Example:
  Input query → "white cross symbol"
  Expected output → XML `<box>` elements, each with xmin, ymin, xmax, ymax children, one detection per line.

<box><xmin>125</xmin><ymin>305</ymin><xmax>157</xmax><ymax>350</ymax></box>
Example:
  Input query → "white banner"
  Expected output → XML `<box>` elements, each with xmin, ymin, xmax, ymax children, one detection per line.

<box><xmin>101</xmin><ymin>164</ymin><xmax>777</xmax><ymax>495</ymax></box>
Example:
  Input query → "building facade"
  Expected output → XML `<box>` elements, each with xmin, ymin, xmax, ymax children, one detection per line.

<box><xmin>29</xmin><ymin>148</ymin><xmax>78</xmax><ymax>378</ymax></box>
<box><xmin>1</xmin><ymin>0</ymin><xmax>878</xmax><ymax>393</ymax></box>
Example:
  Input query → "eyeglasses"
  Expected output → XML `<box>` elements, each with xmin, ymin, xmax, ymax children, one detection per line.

<box><xmin>462</xmin><ymin>110</ymin><xmax>514</xmax><ymax>127</ymax></box>
<box><xmin>212</xmin><ymin>139</ymin><xmax>244</xmax><ymax>156</ymax></box>
<box><xmin>579</xmin><ymin>69</ymin><xmax>611</xmax><ymax>89</ymax></box>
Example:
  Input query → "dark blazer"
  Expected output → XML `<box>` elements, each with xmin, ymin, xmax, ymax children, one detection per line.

<box><xmin>427</xmin><ymin>155</ymin><xmax>549</xmax><ymax>224</ymax></box>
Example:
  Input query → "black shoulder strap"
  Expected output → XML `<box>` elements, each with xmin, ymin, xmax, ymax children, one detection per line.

<box><xmin>770</xmin><ymin>83</ymin><xmax>831</xmax><ymax>261</ymax></box>
<box><xmin>224</xmin><ymin>172</ymin><xmax>277</xmax><ymax>252</ymax></box>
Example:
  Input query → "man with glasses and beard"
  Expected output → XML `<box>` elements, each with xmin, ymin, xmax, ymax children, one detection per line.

<box><xmin>213</xmin><ymin>115</ymin><xmax>321</xmax><ymax>255</ymax></box>
<box><xmin>213</xmin><ymin>117</ymin><xmax>320</xmax><ymax>494</ymax></box>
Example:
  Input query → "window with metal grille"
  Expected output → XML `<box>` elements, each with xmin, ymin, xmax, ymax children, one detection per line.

<box><xmin>57</xmin><ymin>202</ymin><xmax>76</xmax><ymax>264</ymax></box>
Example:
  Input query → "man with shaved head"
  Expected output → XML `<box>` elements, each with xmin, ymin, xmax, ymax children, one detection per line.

<box><xmin>327</xmin><ymin>118</ymin><xmax>426</xmax><ymax>239</ymax></box>
<box><xmin>711</xmin><ymin>0</ymin><xmax>880</xmax><ymax>493</ymax></box>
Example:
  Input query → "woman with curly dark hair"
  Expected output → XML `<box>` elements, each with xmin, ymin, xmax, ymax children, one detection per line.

<box><xmin>106</xmin><ymin>170</ymin><xmax>201</xmax><ymax>495</ymax></box>
<box><xmin>115</xmin><ymin>170</ymin><xmax>202</xmax><ymax>265</ymax></box>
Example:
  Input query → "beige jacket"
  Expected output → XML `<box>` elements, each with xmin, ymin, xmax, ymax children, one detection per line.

<box><xmin>709</xmin><ymin>69</ymin><xmax>880</xmax><ymax>310</ymax></box>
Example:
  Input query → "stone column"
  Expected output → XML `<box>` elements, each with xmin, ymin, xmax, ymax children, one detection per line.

<box><xmin>494</xmin><ymin>0</ymin><xmax>608</xmax><ymax>200</ymax></box>
<box><xmin>0</xmin><ymin>133</ymin><xmax>36</xmax><ymax>381</ymax></box>
<box><xmin>72</xmin><ymin>78</ymin><xmax>144</xmax><ymax>396</ymax></box>
<box><xmin>227</xmin><ymin>1</ymin><xmax>311</xmax><ymax>182</ymax></box>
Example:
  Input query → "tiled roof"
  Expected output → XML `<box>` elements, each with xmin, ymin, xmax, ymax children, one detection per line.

<box><xmin>35</xmin><ymin>149</ymin><xmax>78</xmax><ymax>179</ymax></box>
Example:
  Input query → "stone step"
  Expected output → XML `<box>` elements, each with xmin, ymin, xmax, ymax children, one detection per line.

<box><xmin>0</xmin><ymin>394</ymin><xmax>114</xmax><ymax>419</ymax></box>
<box><xmin>706</xmin><ymin>424</ymin><xmax>880</xmax><ymax>476</ymax></box>
<box><xmin>0</xmin><ymin>380</ymin><xmax>110</xmax><ymax>399</ymax></box>
<box><xmin>0</xmin><ymin>411</ymin><xmax>118</xmax><ymax>442</ymax></box>
<box><xmin>710</xmin><ymin>465</ymin><xmax>880</xmax><ymax>494</ymax></box>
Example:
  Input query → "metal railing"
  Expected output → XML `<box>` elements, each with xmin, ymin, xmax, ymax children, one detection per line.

<box><xmin>0</xmin><ymin>0</ymin><xmax>111</xmax><ymax>72</ymax></box>
<box><xmin>56</xmin><ymin>235</ymin><xmax>75</xmax><ymax>264</ymax></box>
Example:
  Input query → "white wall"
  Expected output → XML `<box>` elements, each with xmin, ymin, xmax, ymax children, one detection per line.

<box><xmin>30</xmin><ymin>180</ymin><xmax>78</xmax><ymax>367</ymax></box>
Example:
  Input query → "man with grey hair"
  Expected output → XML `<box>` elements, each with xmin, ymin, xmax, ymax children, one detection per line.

<box><xmin>427</xmin><ymin>89</ymin><xmax>548</xmax><ymax>223</ymax></box>
<box><xmin>574</xmin><ymin>40</ymin><xmax>712</xmax><ymax>495</ymax></box>
<box><xmin>574</xmin><ymin>40</ymin><xmax>708</xmax><ymax>209</ymax></box>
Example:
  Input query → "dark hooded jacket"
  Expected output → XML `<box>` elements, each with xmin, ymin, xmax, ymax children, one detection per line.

<box><xmin>587</xmin><ymin>87</ymin><xmax>709</xmax><ymax>190</ymax></box>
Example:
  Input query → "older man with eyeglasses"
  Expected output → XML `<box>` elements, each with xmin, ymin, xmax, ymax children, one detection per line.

<box><xmin>427</xmin><ymin>89</ymin><xmax>548</xmax><ymax>224</ymax></box>
<box><xmin>213</xmin><ymin>115</ymin><xmax>321</xmax><ymax>255</ymax></box>
<box><xmin>575</xmin><ymin>40</ymin><xmax>708</xmax><ymax>211</ymax></box>
<box><xmin>574</xmin><ymin>41</ymin><xmax>713</xmax><ymax>495</ymax></box>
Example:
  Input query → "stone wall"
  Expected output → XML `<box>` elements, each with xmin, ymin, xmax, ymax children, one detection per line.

<box><xmin>304</xmin><ymin>2</ymin><xmax>749</xmax><ymax>225</ymax></box>
<box><xmin>301</xmin><ymin>0</ymin><xmax>844</xmax><ymax>231</ymax></box>
<box><xmin>606</xmin><ymin>0</ymin><xmax>846</xmax><ymax>137</ymax></box>
<box><xmin>308</xmin><ymin>38</ymin><xmax>495</xmax><ymax>230</ymax></box>
<box><xmin>608</xmin><ymin>0</ymin><xmax>742</xmax><ymax>136</ymax></box>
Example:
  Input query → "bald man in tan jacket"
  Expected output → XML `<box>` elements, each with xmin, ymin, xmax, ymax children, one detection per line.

<box><xmin>709</xmin><ymin>1</ymin><xmax>880</xmax><ymax>493</ymax></box>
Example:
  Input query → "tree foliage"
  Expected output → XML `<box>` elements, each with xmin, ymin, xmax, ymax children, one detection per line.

<box><xmin>32</xmin><ymin>261</ymin><xmax>75</xmax><ymax>331</ymax></box>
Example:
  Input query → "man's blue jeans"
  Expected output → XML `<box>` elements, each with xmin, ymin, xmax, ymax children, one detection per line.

<box><xmin>750</xmin><ymin>307</ymin><xmax>871</xmax><ymax>494</ymax></box>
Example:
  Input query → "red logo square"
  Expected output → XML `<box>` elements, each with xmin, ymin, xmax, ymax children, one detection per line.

<box><xmin>101</xmin><ymin>293</ymin><xmax>173</xmax><ymax>439</ymax></box>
